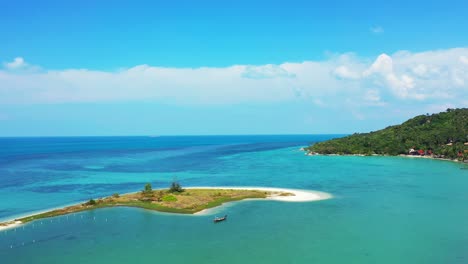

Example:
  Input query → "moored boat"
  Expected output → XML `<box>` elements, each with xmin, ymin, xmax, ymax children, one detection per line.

<box><xmin>213</xmin><ymin>215</ymin><xmax>227</xmax><ymax>223</ymax></box>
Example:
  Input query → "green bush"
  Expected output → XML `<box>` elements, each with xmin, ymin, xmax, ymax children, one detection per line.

<box><xmin>86</xmin><ymin>199</ymin><xmax>96</xmax><ymax>206</ymax></box>
<box><xmin>169</xmin><ymin>181</ymin><xmax>184</xmax><ymax>193</ymax></box>
<box><xmin>144</xmin><ymin>183</ymin><xmax>152</xmax><ymax>192</ymax></box>
<box><xmin>142</xmin><ymin>183</ymin><xmax>154</xmax><ymax>196</ymax></box>
<box><xmin>162</xmin><ymin>194</ymin><xmax>177</xmax><ymax>202</ymax></box>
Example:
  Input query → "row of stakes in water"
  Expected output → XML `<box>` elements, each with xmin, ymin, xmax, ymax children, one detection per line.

<box><xmin>2</xmin><ymin>214</ymin><xmax>108</xmax><ymax>249</ymax></box>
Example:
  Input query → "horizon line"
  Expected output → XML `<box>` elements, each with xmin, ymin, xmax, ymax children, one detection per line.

<box><xmin>0</xmin><ymin>133</ymin><xmax>349</xmax><ymax>138</ymax></box>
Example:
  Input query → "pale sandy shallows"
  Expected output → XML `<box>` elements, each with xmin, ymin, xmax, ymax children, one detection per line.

<box><xmin>191</xmin><ymin>186</ymin><xmax>333</xmax><ymax>215</ymax></box>
<box><xmin>188</xmin><ymin>186</ymin><xmax>332</xmax><ymax>202</ymax></box>
<box><xmin>0</xmin><ymin>221</ymin><xmax>22</xmax><ymax>231</ymax></box>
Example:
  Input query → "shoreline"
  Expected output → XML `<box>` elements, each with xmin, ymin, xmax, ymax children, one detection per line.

<box><xmin>0</xmin><ymin>187</ymin><xmax>332</xmax><ymax>230</ymax></box>
<box><xmin>303</xmin><ymin>149</ymin><xmax>463</xmax><ymax>163</ymax></box>
<box><xmin>187</xmin><ymin>186</ymin><xmax>332</xmax><ymax>202</ymax></box>
<box><xmin>0</xmin><ymin>221</ymin><xmax>22</xmax><ymax>232</ymax></box>
<box><xmin>192</xmin><ymin>187</ymin><xmax>332</xmax><ymax>215</ymax></box>
<box><xmin>396</xmin><ymin>154</ymin><xmax>461</xmax><ymax>163</ymax></box>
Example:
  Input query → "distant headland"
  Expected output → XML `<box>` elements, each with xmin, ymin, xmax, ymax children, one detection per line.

<box><xmin>304</xmin><ymin>108</ymin><xmax>468</xmax><ymax>162</ymax></box>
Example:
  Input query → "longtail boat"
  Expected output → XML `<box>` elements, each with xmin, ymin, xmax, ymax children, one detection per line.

<box><xmin>213</xmin><ymin>215</ymin><xmax>227</xmax><ymax>223</ymax></box>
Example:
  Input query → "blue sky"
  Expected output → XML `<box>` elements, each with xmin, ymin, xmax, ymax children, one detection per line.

<box><xmin>1</xmin><ymin>0</ymin><xmax>468</xmax><ymax>136</ymax></box>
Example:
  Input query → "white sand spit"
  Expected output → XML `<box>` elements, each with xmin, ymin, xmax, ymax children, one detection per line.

<box><xmin>0</xmin><ymin>221</ymin><xmax>22</xmax><ymax>232</ymax></box>
<box><xmin>191</xmin><ymin>186</ymin><xmax>332</xmax><ymax>215</ymax></box>
<box><xmin>187</xmin><ymin>186</ymin><xmax>332</xmax><ymax>202</ymax></box>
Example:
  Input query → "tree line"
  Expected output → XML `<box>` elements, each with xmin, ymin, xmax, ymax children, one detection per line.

<box><xmin>306</xmin><ymin>108</ymin><xmax>468</xmax><ymax>160</ymax></box>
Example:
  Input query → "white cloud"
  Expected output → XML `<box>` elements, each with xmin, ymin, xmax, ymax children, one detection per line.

<box><xmin>364</xmin><ymin>54</ymin><xmax>393</xmax><ymax>75</ymax></box>
<box><xmin>242</xmin><ymin>64</ymin><xmax>295</xmax><ymax>79</ymax></box>
<box><xmin>411</xmin><ymin>64</ymin><xmax>440</xmax><ymax>78</ymax></box>
<box><xmin>460</xmin><ymin>55</ymin><xmax>468</xmax><ymax>65</ymax></box>
<box><xmin>4</xmin><ymin>57</ymin><xmax>27</xmax><ymax>69</ymax></box>
<box><xmin>452</xmin><ymin>69</ymin><xmax>465</xmax><ymax>87</ymax></box>
<box><xmin>370</xmin><ymin>26</ymin><xmax>384</xmax><ymax>34</ymax></box>
<box><xmin>363</xmin><ymin>54</ymin><xmax>419</xmax><ymax>99</ymax></box>
<box><xmin>412</xmin><ymin>64</ymin><xmax>427</xmax><ymax>76</ymax></box>
<box><xmin>1</xmin><ymin>48</ymin><xmax>467</xmax><ymax>116</ymax></box>
<box><xmin>3</xmin><ymin>57</ymin><xmax>41</xmax><ymax>72</ymax></box>
<box><xmin>333</xmin><ymin>65</ymin><xmax>360</xmax><ymax>80</ymax></box>
<box><xmin>363</xmin><ymin>89</ymin><xmax>380</xmax><ymax>102</ymax></box>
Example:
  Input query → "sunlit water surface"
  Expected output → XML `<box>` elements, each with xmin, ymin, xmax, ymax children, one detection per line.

<box><xmin>1</xmin><ymin>136</ymin><xmax>467</xmax><ymax>263</ymax></box>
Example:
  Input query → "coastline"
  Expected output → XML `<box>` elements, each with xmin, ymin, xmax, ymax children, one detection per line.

<box><xmin>302</xmin><ymin>149</ymin><xmax>463</xmax><ymax>163</ymax></box>
<box><xmin>192</xmin><ymin>187</ymin><xmax>332</xmax><ymax>215</ymax></box>
<box><xmin>0</xmin><ymin>221</ymin><xmax>22</xmax><ymax>232</ymax></box>
<box><xmin>396</xmin><ymin>154</ymin><xmax>461</xmax><ymax>163</ymax></box>
<box><xmin>187</xmin><ymin>186</ymin><xmax>332</xmax><ymax>202</ymax></box>
<box><xmin>0</xmin><ymin>187</ymin><xmax>332</xmax><ymax>230</ymax></box>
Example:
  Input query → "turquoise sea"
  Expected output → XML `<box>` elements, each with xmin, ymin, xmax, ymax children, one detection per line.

<box><xmin>0</xmin><ymin>135</ymin><xmax>467</xmax><ymax>263</ymax></box>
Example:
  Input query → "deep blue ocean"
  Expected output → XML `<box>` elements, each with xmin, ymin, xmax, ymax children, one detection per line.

<box><xmin>1</xmin><ymin>135</ymin><xmax>467</xmax><ymax>263</ymax></box>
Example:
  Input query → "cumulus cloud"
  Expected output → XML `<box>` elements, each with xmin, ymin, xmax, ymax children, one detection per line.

<box><xmin>1</xmin><ymin>48</ymin><xmax>467</xmax><ymax>116</ymax></box>
<box><xmin>363</xmin><ymin>54</ymin><xmax>419</xmax><ymax>99</ymax></box>
<box><xmin>411</xmin><ymin>64</ymin><xmax>440</xmax><ymax>78</ymax></box>
<box><xmin>452</xmin><ymin>69</ymin><xmax>465</xmax><ymax>87</ymax></box>
<box><xmin>333</xmin><ymin>65</ymin><xmax>360</xmax><ymax>80</ymax></box>
<box><xmin>242</xmin><ymin>64</ymin><xmax>295</xmax><ymax>79</ymax></box>
<box><xmin>3</xmin><ymin>57</ymin><xmax>40</xmax><ymax>72</ymax></box>
<box><xmin>364</xmin><ymin>54</ymin><xmax>393</xmax><ymax>75</ymax></box>
<box><xmin>460</xmin><ymin>56</ymin><xmax>468</xmax><ymax>65</ymax></box>
<box><xmin>4</xmin><ymin>57</ymin><xmax>27</xmax><ymax>69</ymax></box>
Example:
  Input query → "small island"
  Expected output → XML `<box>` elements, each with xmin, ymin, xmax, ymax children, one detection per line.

<box><xmin>0</xmin><ymin>182</ymin><xmax>331</xmax><ymax>230</ymax></box>
<box><xmin>305</xmin><ymin>108</ymin><xmax>468</xmax><ymax>162</ymax></box>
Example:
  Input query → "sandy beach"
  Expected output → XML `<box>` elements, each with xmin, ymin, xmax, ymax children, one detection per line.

<box><xmin>0</xmin><ymin>187</ymin><xmax>333</xmax><ymax>228</ymax></box>
<box><xmin>0</xmin><ymin>220</ymin><xmax>22</xmax><ymax>231</ymax></box>
<box><xmin>398</xmin><ymin>154</ymin><xmax>460</xmax><ymax>163</ymax></box>
<box><xmin>304</xmin><ymin>149</ymin><xmax>462</xmax><ymax>163</ymax></box>
<box><xmin>188</xmin><ymin>186</ymin><xmax>332</xmax><ymax>202</ymax></box>
<box><xmin>190</xmin><ymin>186</ymin><xmax>332</xmax><ymax>215</ymax></box>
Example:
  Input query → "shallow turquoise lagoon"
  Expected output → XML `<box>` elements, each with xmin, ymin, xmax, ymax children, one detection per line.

<box><xmin>0</xmin><ymin>136</ymin><xmax>467</xmax><ymax>263</ymax></box>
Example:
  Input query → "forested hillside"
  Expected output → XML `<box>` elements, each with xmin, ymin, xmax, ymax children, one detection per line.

<box><xmin>306</xmin><ymin>108</ymin><xmax>468</xmax><ymax>160</ymax></box>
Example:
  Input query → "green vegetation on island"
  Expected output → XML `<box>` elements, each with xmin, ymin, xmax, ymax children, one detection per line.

<box><xmin>7</xmin><ymin>182</ymin><xmax>290</xmax><ymax>225</ymax></box>
<box><xmin>305</xmin><ymin>108</ymin><xmax>468</xmax><ymax>161</ymax></box>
